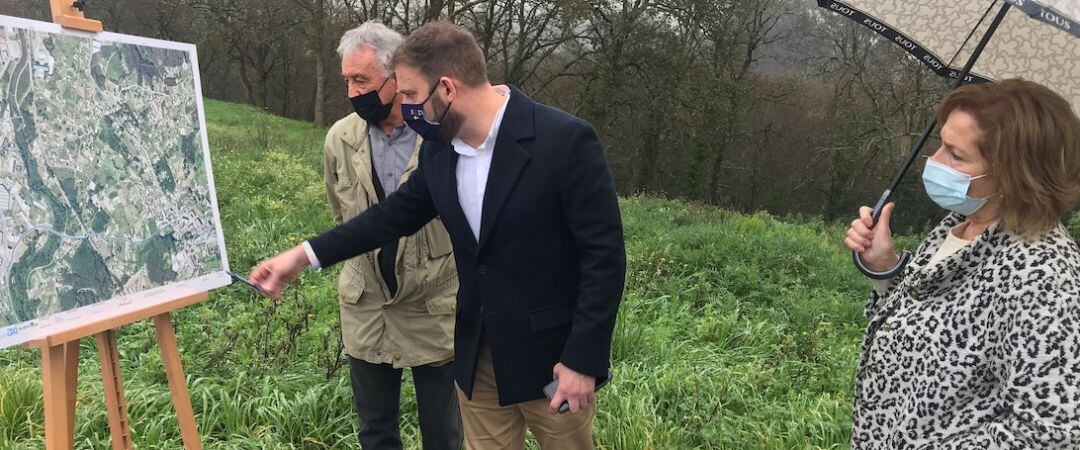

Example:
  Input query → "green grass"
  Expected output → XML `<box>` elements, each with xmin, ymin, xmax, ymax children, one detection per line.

<box><xmin>0</xmin><ymin>99</ymin><xmax>916</xmax><ymax>449</ymax></box>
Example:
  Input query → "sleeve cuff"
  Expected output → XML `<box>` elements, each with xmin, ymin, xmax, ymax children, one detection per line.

<box><xmin>302</xmin><ymin>241</ymin><xmax>321</xmax><ymax>269</ymax></box>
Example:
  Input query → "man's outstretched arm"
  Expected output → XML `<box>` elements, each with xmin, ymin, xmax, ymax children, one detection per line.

<box><xmin>250</xmin><ymin>154</ymin><xmax>438</xmax><ymax>298</ymax></box>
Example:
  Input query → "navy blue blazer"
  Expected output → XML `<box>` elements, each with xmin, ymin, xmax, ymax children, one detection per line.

<box><xmin>309</xmin><ymin>86</ymin><xmax>626</xmax><ymax>405</ymax></box>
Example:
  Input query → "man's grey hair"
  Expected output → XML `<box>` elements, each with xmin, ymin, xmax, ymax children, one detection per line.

<box><xmin>336</xmin><ymin>22</ymin><xmax>404</xmax><ymax>76</ymax></box>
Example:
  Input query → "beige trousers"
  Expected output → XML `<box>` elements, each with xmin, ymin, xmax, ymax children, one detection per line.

<box><xmin>456</xmin><ymin>347</ymin><xmax>595</xmax><ymax>450</ymax></box>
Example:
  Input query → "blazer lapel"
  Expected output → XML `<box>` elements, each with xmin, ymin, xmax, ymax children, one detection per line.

<box><xmin>349</xmin><ymin>121</ymin><xmax>380</xmax><ymax>203</ymax></box>
<box><xmin>398</xmin><ymin>133</ymin><xmax>423</xmax><ymax>186</ymax></box>
<box><xmin>477</xmin><ymin>88</ymin><xmax>534</xmax><ymax>252</ymax></box>
<box><xmin>909</xmin><ymin>215</ymin><xmax>1000</xmax><ymax>298</ymax></box>
<box><xmin>437</xmin><ymin>143</ymin><xmax>478</xmax><ymax>253</ymax></box>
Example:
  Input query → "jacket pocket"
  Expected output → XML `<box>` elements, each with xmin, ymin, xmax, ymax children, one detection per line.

<box><xmin>332</xmin><ymin>179</ymin><xmax>360</xmax><ymax>219</ymax></box>
<box><xmin>424</xmin><ymin>218</ymin><xmax>453</xmax><ymax>258</ymax></box>
<box><xmin>426</xmin><ymin>270</ymin><xmax>457</xmax><ymax>295</ymax></box>
<box><xmin>425</xmin><ymin>297</ymin><xmax>457</xmax><ymax>315</ymax></box>
<box><xmin>529</xmin><ymin>302</ymin><xmax>575</xmax><ymax>333</ymax></box>
<box><xmin>336</xmin><ymin>259</ymin><xmax>366</xmax><ymax>304</ymax></box>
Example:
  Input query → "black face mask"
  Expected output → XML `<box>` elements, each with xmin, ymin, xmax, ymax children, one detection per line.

<box><xmin>349</xmin><ymin>76</ymin><xmax>393</xmax><ymax>124</ymax></box>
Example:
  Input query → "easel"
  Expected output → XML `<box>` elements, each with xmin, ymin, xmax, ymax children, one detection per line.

<box><xmin>28</xmin><ymin>294</ymin><xmax>209</xmax><ymax>450</ymax></box>
<box><xmin>22</xmin><ymin>3</ymin><xmax>207</xmax><ymax>449</ymax></box>
<box><xmin>48</xmin><ymin>0</ymin><xmax>102</xmax><ymax>32</ymax></box>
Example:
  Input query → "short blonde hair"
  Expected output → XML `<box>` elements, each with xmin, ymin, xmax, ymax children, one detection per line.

<box><xmin>938</xmin><ymin>79</ymin><xmax>1080</xmax><ymax>240</ymax></box>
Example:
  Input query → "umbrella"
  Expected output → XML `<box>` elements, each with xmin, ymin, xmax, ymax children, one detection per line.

<box><xmin>816</xmin><ymin>0</ymin><xmax>1080</xmax><ymax>279</ymax></box>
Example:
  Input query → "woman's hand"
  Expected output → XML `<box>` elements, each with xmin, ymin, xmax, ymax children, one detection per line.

<box><xmin>845</xmin><ymin>202</ymin><xmax>900</xmax><ymax>272</ymax></box>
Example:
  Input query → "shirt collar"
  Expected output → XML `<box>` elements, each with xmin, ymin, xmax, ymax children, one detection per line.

<box><xmin>452</xmin><ymin>85</ymin><xmax>511</xmax><ymax>157</ymax></box>
<box><xmin>369</xmin><ymin>122</ymin><xmax>410</xmax><ymax>144</ymax></box>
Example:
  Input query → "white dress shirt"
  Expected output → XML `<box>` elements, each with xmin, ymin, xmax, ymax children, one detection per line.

<box><xmin>453</xmin><ymin>85</ymin><xmax>511</xmax><ymax>241</ymax></box>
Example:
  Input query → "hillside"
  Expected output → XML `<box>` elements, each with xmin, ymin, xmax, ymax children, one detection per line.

<box><xmin>0</xmin><ymin>100</ymin><xmax>909</xmax><ymax>449</ymax></box>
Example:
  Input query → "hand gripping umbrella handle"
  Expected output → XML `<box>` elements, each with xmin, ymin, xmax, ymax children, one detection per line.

<box><xmin>852</xmin><ymin>190</ymin><xmax>911</xmax><ymax>280</ymax></box>
<box><xmin>854</xmin><ymin>250</ymin><xmax>911</xmax><ymax>280</ymax></box>
<box><xmin>849</xmin><ymin>2</ymin><xmax>1013</xmax><ymax>281</ymax></box>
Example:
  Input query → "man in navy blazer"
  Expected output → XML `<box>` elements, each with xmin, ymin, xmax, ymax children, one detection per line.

<box><xmin>251</xmin><ymin>21</ymin><xmax>625</xmax><ymax>449</ymax></box>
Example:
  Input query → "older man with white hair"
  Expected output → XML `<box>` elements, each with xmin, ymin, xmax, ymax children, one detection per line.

<box><xmin>322</xmin><ymin>22</ymin><xmax>461</xmax><ymax>449</ymax></box>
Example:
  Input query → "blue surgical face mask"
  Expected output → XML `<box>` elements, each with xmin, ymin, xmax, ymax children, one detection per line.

<box><xmin>922</xmin><ymin>158</ymin><xmax>991</xmax><ymax>216</ymax></box>
<box><xmin>401</xmin><ymin>81</ymin><xmax>452</xmax><ymax>141</ymax></box>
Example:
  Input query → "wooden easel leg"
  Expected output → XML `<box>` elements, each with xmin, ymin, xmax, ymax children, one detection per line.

<box><xmin>96</xmin><ymin>330</ymin><xmax>133</xmax><ymax>450</ymax></box>
<box><xmin>63</xmin><ymin>341</ymin><xmax>79</xmax><ymax>440</ymax></box>
<box><xmin>42</xmin><ymin>344</ymin><xmax>74</xmax><ymax>450</ymax></box>
<box><xmin>153</xmin><ymin>313</ymin><xmax>203</xmax><ymax>450</ymax></box>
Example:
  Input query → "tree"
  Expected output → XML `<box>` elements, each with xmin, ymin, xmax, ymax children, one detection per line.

<box><xmin>182</xmin><ymin>0</ymin><xmax>302</xmax><ymax>109</ymax></box>
<box><xmin>290</xmin><ymin>0</ymin><xmax>340</xmax><ymax>127</ymax></box>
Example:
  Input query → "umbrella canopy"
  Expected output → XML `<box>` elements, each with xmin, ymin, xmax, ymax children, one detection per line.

<box><xmin>818</xmin><ymin>0</ymin><xmax>1080</xmax><ymax>113</ymax></box>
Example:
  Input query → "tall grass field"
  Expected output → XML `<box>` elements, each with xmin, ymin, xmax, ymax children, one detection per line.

<box><xmin>0</xmin><ymin>100</ymin><xmax>924</xmax><ymax>449</ymax></box>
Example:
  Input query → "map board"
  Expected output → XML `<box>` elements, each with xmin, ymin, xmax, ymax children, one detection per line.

<box><xmin>0</xmin><ymin>15</ymin><xmax>230</xmax><ymax>348</ymax></box>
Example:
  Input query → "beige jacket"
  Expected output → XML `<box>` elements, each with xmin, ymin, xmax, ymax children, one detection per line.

<box><xmin>323</xmin><ymin>113</ymin><xmax>457</xmax><ymax>368</ymax></box>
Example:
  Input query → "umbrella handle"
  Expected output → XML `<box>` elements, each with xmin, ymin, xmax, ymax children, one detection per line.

<box><xmin>852</xmin><ymin>190</ymin><xmax>911</xmax><ymax>280</ymax></box>
<box><xmin>854</xmin><ymin>250</ymin><xmax>911</xmax><ymax>280</ymax></box>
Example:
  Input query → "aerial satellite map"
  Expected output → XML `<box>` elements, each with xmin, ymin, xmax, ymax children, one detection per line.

<box><xmin>0</xmin><ymin>16</ymin><xmax>229</xmax><ymax>347</ymax></box>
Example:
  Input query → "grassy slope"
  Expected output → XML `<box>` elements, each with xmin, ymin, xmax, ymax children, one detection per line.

<box><xmin>0</xmin><ymin>99</ymin><xmax>921</xmax><ymax>449</ymax></box>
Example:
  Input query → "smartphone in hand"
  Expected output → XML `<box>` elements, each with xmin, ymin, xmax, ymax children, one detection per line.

<box><xmin>543</xmin><ymin>371</ymin><xmax>612</xmax><ymax>414</ymax></box>
<box><xmin>227</xmin><ymin>270</ymin><xmax>272</xmax><ymax>297</ymax></box>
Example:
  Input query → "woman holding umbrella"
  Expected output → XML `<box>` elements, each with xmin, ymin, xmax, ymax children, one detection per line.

<box><xmin>844</xmin><ymin>79</ymin><xmax>1080</xmax><ymax>448</ymax></box>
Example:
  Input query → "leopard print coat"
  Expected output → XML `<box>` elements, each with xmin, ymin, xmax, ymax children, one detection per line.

<box><xmin>852</xmin><ymin>213</ymin><xmax>1080</xmax><ymax>449</ymax></box>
